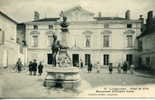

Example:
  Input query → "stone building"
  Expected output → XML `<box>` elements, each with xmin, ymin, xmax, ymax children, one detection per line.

<box><xmin>24</xmin><ymin>6</ymin><xmax>142</xmax><ymax>67</ymax></box>
<box><xmin>0</xmin><ymin>11</ymin><xmax>19</xmax><ymax>67</ymax></box>
<box><xmin>137</xmin><ymin>11</ymin><xmax>155</xmax><ymax>70</ymax></box>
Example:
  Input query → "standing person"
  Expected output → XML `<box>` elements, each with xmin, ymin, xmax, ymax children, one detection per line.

<box><xmin>96</xmin><ymin>62</ymin><xmax>100</xmax><ymax>73</ymax></box>
<box><xmin>28</xmin><ymin>61</ymin><xmax>33</xmax><ymax>75</ymax></box>
<box><xmin>38</xmin><ymin>62</ymin><xmax>44</xmax><ymax>76</ymax></box>
<box><xmin>88</xmin><ymin>63</ymin><xmax>93</xmax><ymax>73</ymax></box>
<box><xmin>123</xmin><ymin>61</ymin><xmax>128</xmax><ymax>74</ymax></box>
<box><xmin>117</xmin><ymin>63</ymin><xmax>121</xmax><ymax>74</ymax></box>
<box><xmin>32</xmin><ymin>59</ymin><xmax>37</xmax><ymax>76</ymax></box>
<box><xmin>109</xmin><ymin>63</ymin><xmax>113</xmax><ymax>74</ymax></box>
<box><xmin>130</xmin><ymin>64</ymin><xmax>135</xmax><ymax>74</ymax></box>
<box><xmin>16</xmin><ymin>58</ymin><xmax>22</xmax><ymax>73</ymax></box>
<box><xmin>80</xmin><ymin>60</ymin><xmax>83</xmax><ymax>68</ymax></box>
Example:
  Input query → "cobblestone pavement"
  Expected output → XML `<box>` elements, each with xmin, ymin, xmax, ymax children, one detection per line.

<box><xmin>0</xmin><ymin>67</ymin><xmax>155</xmax><ymax>98</ymax></box>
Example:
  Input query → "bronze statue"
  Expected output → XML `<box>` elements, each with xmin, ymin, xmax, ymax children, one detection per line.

<box><xmin>51</xmin><ymin>34</ymin><xmax>60</xmax><ymax>66</ymax></box>
<box><xmin>51</xmin><ymin>14</ymin><xmax>70</xmax><ymax>67</ymax></box>
<box><xmin>51</xmin><ymin>34</ymin><xmax>68</xmax><ymax>66</ymax></box>
<box><xmin>60</xmin><ymin>16</ymin><xmax>69</xmax><ymax>32</ymax></box>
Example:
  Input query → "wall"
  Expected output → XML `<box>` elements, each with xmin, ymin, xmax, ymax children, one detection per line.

<box><xmin>138</xmin><ymin>32</ymin><xmax>155</xmax><ymax>70</ymax></box>
<box><xmin>0</xmin><ymin>13</ymin><xmax>19</xmax><ymax>67</ymax></box>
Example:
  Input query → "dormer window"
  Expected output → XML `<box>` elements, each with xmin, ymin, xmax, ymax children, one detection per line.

<box><xmin>33</xmin><ymin>25</ymin><xmax>38</xmax><ymax>30</ymax></box>
<box><xmin>127</xmin><ymin>24</ymin><xmax>132</xmax><ymax>28</ymax></box>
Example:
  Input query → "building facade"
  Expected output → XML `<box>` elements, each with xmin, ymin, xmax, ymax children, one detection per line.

<box><xmin>137</xmin><ymin>11</ymin><xmax>155</xmax><ymax>70</ymax></box>
<box><xmin>0</xmin><ymin>11</ymin><xmax>19</xmax><ymax>67</ymax></box>
<box><xmin>24</xmin><ymin>6</ymin><xmax>142</xmax><ymax>67</ymax></box>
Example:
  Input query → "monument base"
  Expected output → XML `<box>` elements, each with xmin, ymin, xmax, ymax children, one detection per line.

<box><xmin>43</xmin><ymin>67</ymin><xmax>81</xmax><ymax>89</ymax></box>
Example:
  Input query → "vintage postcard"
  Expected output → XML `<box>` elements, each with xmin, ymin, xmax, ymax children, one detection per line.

<box><xmin>0</xmin><ymin>0</ymin><xmax>155</xmax><ymax>98</ymax></box>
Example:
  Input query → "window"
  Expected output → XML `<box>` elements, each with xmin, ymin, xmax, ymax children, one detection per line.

<box><xmin>32</xmin><ymin>35</ymin><xmax>38</xmax><ymax>47</ymax></box>
<box><xmin>104</xmin><ymin>24</ymin><xmax>109</xmax><ymax>28</ymax></box>
<box><xmin>49</xmin><ymin>25</ymin><xmax>53</xmax><ymax>29</ymax></box>
<box><xmin>86</xmin><ymin>36</ymin><xmax>91</xmax><ymax>47</ymax></box>
<box><xmin>146</xmin><ymin>57</ymin><xmax>151</xmax><ymax>65</ymax></box>
<box><xmin>33</xmin><ymin>25</ymin><xmax>38</xmax><ymax>30</ymax></box>
<box><xmin>103</xmin><ymin>35</ymin><xmax>110</xmax><ymax>47</ymax></box>
<box><xmin>127</xmin><ymin>35</ymin><xmax>133</xmax><ymax>48</ymax></box>
<box><xmin>138</xmin><ymin>40</ymin><xmax>143</xmax><ymax>51</ymax></box>
<box><xmin>104</xmin><ymin>54</ymin><xmax>109</xmax><ymax>65</ymax></box>
<box><xmin>48</xmin><ymin>36</ymin><xmax>53</xmax><ymax>47</ymax></box>
<box><xmin>127</xmin><ymin>24</ymin><xmax>132</xmax><ymax>28</ymax></box>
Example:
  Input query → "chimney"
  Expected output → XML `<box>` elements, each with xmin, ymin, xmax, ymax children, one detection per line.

<box><xmin>34</xmin><ymin>11</ymin><xmax>40</xmax><ymax>20</ymax></box>
<box><xmin>98</xmin><ymin>12</ymin><xmax>102</xmax><ymax>18</ymax></box>
<box><xmin>146</xmin><ymin>10</ymin><xmax>153</xmax><ymax>25</ymax></box>
<box><xmin>125</xmin><ymin>10</ymin><xmax>130</xmax><ymax>20</ymax></box>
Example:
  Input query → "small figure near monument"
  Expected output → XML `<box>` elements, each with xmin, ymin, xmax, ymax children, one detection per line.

<box><xmin>16</xmin><ymin>58</ymin><xmax>23</xmax><ymax>73</ymax></box>
<box><xmin>28</xmin><ymin>61</ymin><xmax>33</xmax><ymax>75</ymax></box>
<box><xmin>38</xmin><ymin>62</ymin><xmax>44</xmax><ymax>76</ymax></box>
<box><xmin>32</xmin><ymin>59</ymin><xmax>37</xmax><ymax>76</ymax></box>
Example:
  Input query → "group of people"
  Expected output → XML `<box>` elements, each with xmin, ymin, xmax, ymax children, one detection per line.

<box><xmin>78</xmin><ymin>60</ymin><xmax>135</xmax><ymax>74</ymax></box>
<box><xmin>28</xmin><ymin>59</ymin><xmax>44</xmax><ymax>76</ymax></box>
<box><xmin>16</xmin><ymin>58</ymin><xmax>44</xmax><ymax>76</ymax></box>
<box><xmin>117</xmin><ymin>61</ymin><xmax>135</xmax><ymax>74</ymax></box>
<box><xmin>16</xmin><ymin>57</ymin><xmax>135</xmax><ymax>75</ymax></box>
<box><xmin>108</xmin><ymin>61</ymin><xmax>135</xmax><ymax>74</ymax></box>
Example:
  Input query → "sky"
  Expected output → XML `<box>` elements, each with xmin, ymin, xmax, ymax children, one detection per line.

<box><xmin>0</xmin><ymin>0</ymin><xmax>155</xmax><ymax>22</ymax></box>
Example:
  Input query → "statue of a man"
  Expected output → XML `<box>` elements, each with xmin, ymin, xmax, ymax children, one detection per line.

<box><xmin>51</xmin><ymin>34</ymin><xmax>60</xmax><ymax>66</ymax></box>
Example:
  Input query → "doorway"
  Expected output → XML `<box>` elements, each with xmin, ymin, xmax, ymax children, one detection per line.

<box><xmin>47</xmin><ymin>54</ymin><xmax>53</xmax><ymax>64</ymax></box>
<box><xmin>72</xmin><ymin>54</ymin><xmax>79</xmax><ymax>67</ymax></box>
<box><xmin>126</xmin><ymin>54</ymin><xmax>133</xmax><ymax>65</ymax></box>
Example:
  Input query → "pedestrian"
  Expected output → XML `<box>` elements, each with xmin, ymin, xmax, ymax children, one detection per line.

<box><xmin>88</xmin><ymin>63</ymin><xmax>93</xmax><ymax>73</ymax></box>
<box><xmin>117</xmin><ymin>63</ymin><xmax>121</xmax><ymax>74</ymax></box>
<box><xmin>109</xmin><ymin>63</ymin><xmax>113</xmax><ymax>74</ymax></box>
<box><xmin>28</xmin><ymin>61</ymin><xmax>33</xmax><ymax>75</ymax></box>
<box><xmin>96</xmin><ymin>61</ymin><xmax>100</xmax><ymax>73</ymax></box>
<box><xmin>16</xmin><ymin>58</ymin><xmax>22</xmax><ymax>73</ymax></box>
<box><xmin>32</xmin><ymin>59</ymin><xmax>37</xmax><ymax>76</ymax></box>
<box><xmin>38</xmin><ymin>62</ymin><xmax>44</xmax><ymax>76</ymax></box>
<box><xmin>80</xmin><ymin>59</ymin><xmax>83</xmax><ymax>68</ymax></box>
<box><xmin>130</xmin><ymin>64</ymin><xmax>135</xmax><ymax>74</ymax></box>
<box><xmin>123</xmin><ymin>61</ymin><xmax>128</xmax><ymax>74</ymax></box>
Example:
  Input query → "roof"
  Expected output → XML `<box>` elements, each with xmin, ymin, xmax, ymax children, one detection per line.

<box><xmin>63</xmin><ymin>6</ymin><xmax>94</xmax><ymax>16</ymax></box>
<box><xmin>32</xmin><ymin>18</ymin><xmax>59</xmax><ymax>22</ymax></box>
<box><xmin>0</xmin><ymin>11</ymin><xmax>18</xmax><ymax>24</ymax></box>
<box><xmin>137</xmin><ymin>24</ymin><xmax>155</xmax><ymax>39</ymax></box>
<box><xmin>94</xmin><ymin>17</ymin><xmax>126</xmax><ymax>20</ymax></box>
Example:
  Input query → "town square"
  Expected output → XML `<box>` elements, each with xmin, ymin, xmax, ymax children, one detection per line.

<box><xmin>0</xmin><ymin>0</ymin><xmax>155</xmax><ymax>98</ymax></box>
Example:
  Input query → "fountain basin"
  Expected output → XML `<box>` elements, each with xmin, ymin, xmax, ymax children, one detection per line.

<box><xmin>43</xmin><ymin>67</ymin><xmax>81</xmax><ymax>89</ymax></box>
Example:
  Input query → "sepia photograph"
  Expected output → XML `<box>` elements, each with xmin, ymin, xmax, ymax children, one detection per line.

<box><xmin>0</xmin><ymin>0</ymin><xmax>155</xmax><ymax>98</ymax></box>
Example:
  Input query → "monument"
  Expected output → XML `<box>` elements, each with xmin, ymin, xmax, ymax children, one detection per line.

<box><xmin>43</xmin><ymin>14</ymin><xmax>80</xmax><ymax>89</ymax></box>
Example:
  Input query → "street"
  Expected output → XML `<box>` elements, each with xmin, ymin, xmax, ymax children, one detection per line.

<box><xmin>0</xmin><ymin>67</ymin><xmax>155</xmax><ymax>98</ymax></box>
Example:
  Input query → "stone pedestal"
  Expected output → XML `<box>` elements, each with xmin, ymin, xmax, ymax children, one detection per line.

<box><xmin>43</xmin><ymin>67</ymin><xmax>81</xmax><ymax>89</ymax></box>
<box><xmin>61</xmin><ymin>32</ymin><xmax>69</xmax><ymax>48</ymax></box>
